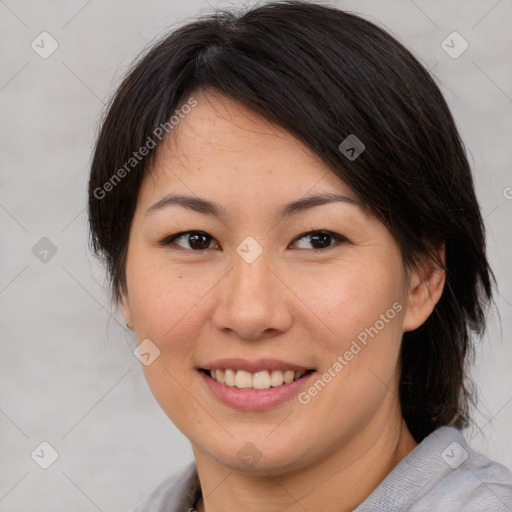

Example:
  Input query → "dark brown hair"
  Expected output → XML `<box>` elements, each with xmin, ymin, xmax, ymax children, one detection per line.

<box><xmin>88</xmin><ymin>0</ymin><xmax>494</xmax><ymax>442</ymax></box>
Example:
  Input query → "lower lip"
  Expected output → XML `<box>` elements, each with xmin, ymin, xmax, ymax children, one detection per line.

<box><xmin>198</xmin><ymin>370</ymin><xmax>316</xmax><ymax>411</ymax></box>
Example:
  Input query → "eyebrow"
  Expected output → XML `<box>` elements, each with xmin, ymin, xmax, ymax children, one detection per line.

<box><xmin>145</xmin><ymin>192</ymin><xmax>361</xmax><ymax>220</ymax></box>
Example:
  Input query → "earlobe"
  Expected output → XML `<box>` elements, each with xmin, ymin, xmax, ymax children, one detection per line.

<box><xmin>121</xmin><ymin>292</ymin><xmax>134</xmax><ymax>330</ymax></box>
<box><xmin>402</xmin><ymin>245</ymin><xmax>446</xmax><ymax>333</ymax></box>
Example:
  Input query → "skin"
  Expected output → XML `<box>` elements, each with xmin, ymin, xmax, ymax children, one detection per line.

<box><xmin>121</xmin><ymin>90</ymin><xmax>446</xmax><ymax>512</ymax></box>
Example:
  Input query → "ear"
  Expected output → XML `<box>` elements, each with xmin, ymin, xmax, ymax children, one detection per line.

<box><xmin>121</xmin><ymin>291</ymin><xmax>134</xmax><ymax>330</ymax></box>
<box><xmin>402</xmin><ymin>243</ymin><xmax>446</xmax><ymax>333</ymax></box>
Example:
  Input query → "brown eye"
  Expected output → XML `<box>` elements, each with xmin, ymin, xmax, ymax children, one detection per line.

<box><xmin>162</xmin><ymin>231</ymin><xmax>218</xmax><ymax>251</ymax></box>
<box><xmin>161</xmin><ymin>229</ymin><xmax>346</xmax><ymax>252</ymax></box>
<box><xmin>291</xmin><ymin>230</ymin><xmax>346</xmax><ymax>250</ymax></box>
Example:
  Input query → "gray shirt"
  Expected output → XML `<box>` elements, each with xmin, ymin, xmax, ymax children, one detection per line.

<box><xmin>126</xmin><ymin>426</ymin><xmax>512</xmax><ymax>511</ymax></box>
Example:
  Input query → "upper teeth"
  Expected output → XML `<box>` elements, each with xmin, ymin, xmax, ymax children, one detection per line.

<box><xmin>209</xmin><ymin>369</ymin><xmax>307</xmax><ymax>389</ymax></box>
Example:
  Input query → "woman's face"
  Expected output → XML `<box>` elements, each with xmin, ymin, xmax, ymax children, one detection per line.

<box><xmin>122</xmin><ymin>90</ymin><xmax>426</xmax><ymax>473</ymax></box>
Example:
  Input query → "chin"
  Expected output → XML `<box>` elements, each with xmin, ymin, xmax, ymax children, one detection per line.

<box><xmin>200</xmin><ymin>437</ymin><xmax>315</xmax><ymax>476</ymax></box>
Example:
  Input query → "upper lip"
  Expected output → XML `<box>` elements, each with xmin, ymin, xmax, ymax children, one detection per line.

<box><xmin>199</xmin><ymin>358</ymin><xmax>313</xmax><ymax>373</ymax></box>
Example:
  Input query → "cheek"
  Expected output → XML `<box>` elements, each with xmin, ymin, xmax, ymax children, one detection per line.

<box><xmin>300</xmin><ymin>258</ymin><xmax>406</xmax><ymax>416</ymax></box>
<box><xmin>128</xmin><ymin>264</ymin><xmax>216</xmax><ymax>427</ymax></box>
<box><xmin>128</xmin><ymin>253</ymin><xmax>190</xmax><ymax>321</ymax></box>
<box><xmin>127</xmin><ymin>258</ymin><xmax>221</xmax><ymax>359</ymax></box>
<box><xmin>302</xmin><ymin>263</ymin><xmax>405</xmax><ymax>431</ymax></box>
<box><xmin>298</xmin><ymin>258</ymin><xmax>404</xmax><ymax>347</ymax></box>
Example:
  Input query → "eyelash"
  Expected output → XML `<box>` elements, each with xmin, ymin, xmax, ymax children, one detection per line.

<box><xmin>160</xmin><ymin>230</ymin><xmax>348</xmax><ymax>252</ymax></box>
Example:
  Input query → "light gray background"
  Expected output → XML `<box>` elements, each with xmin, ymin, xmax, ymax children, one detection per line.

<box><xmin>0</xmin><ymin>0</ymin><xmax>511</xmax><ymax>510</ymax></box>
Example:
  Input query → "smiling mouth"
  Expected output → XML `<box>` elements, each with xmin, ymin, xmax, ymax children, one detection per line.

<box><xmin>199</xmin><ymin>368</ymin><xmax>316</xmax><ymax>390</ymax></box>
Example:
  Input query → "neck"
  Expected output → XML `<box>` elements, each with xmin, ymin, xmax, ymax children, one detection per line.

<box><xmin>194</xmin><ymin>405</ymin><xmax>417</xmax><ymax>512</ymax></box>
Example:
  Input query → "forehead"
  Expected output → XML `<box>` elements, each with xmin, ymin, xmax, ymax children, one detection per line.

<box><xmin>141</xmin><ymin>90</ymin><xmax>357</xmax><ymax>207</ymax></box>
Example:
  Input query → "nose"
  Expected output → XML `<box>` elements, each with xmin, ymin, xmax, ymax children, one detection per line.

<box><xmin>211</xmin><ymin>249</ymin><xmax>293</xmax><ymax>340</ymax></box>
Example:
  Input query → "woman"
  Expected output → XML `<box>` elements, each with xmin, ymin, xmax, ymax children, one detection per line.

<box><xmin>87</xmin><ymin>1</ymin><xmax>512</xmax><ymax>510</ymax></box>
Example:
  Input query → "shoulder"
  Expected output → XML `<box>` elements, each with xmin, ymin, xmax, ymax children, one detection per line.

<box><xmin>425</xmin><ymin>427</ymin><xmax>512</xmax><ymax>511</ymax></box>
<box><xmin>356</xmin><ymin>426</ymin><xmax>512</xmax><ymax>512</ymax></box>
<box><xmin>125</xmin><ymin>461</ymin><xmax>200</xmax><ymax>512</ymax></box>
